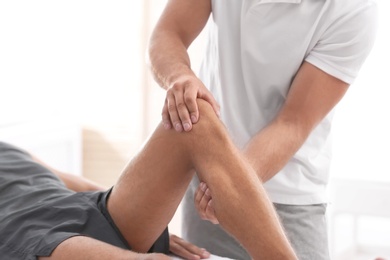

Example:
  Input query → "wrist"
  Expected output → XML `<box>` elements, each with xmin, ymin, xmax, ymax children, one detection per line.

<box><xmin>165</xmin><ymin>66</ymin><xmax>196</xmax><ymax>89</ymax></box>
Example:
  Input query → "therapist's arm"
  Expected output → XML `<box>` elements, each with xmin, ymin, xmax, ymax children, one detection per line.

<box><xmin>148</xmin><ymin>0</ymin><xmax>220</xmax><ymax>132</ymax></box>
<box><xmin>244</xmin><ymin>61</ymin><xmax>349</xmax><ymax>182</ymax></box>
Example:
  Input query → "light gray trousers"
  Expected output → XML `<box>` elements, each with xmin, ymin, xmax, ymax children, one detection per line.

<box><xmin>182</xmin><ymin>177</ymin><xmax>330</xmax><ymax>260</ymax></box>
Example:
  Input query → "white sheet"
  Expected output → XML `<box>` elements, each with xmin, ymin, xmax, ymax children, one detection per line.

<box><xmin>171</xmin><ymin>254</ymin><xmax>234</xmax><ymax>260</ymax></box>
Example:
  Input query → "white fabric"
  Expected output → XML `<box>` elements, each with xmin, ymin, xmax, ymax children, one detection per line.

<box><xmin>199</xmin><ymin>0</ymin><xmax>377</xmax><ymax>204</ymax></box>
<box><xmin>172</xmin><ymin>254</ymin><xmax>233</xmax><ymax>260</ymax></box>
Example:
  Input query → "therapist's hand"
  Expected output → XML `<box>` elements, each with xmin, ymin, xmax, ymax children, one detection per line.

<box><xmin>162</xmin><ymin>75</ymin><xmax>220</xmax><ymax>132</ymax></box>
<box><xmin>195</xmin><ymin>182</ymin><xmax>219</xmax><ymax>225</ymax></box>
<box><xmin>169</xmin><ymin>234</ymin><xmax>210</xmax><ymax>259</ymax></box>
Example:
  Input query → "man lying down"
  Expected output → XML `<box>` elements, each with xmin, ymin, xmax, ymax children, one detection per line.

<box><xmin>0</xmin><ymin>101</ymin><xmax>297</xmax><ymax>260</ymax></box>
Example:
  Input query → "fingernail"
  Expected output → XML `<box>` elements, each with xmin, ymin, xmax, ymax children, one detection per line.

<box><xmin>200</xmin><ymin>182</ymin><xmax>206</xmax><ymax>191</ymax></box>
<box><xmin>205</xmin><ymin>188</ymin><xmax>211</xmax><ymax>196</ymax></box>
<box><xmin>216</xmin><ymin>110</ymin><xmax>221</xmax><ymax>118</ymax></box>
<box><xmin>202</xmin><ymin>250</ymin><xmax>210</xmax><ymax>257</ymax></box>
<box><xmin>163</xmin><ymin>123</ymin><xmax>170</xmax><ymax>129</ymax></box>
<box><xmin>191</xmin><ymin>115</ymin><xmax>197</xmax><ymax>123</ymax></box>
<box><xmin>183</xmin><ymin>122</ymin><xmax>191</xmax><ymax>131</ymax></box>
<box><xmin>175</xmin><ymin>123</ymin><xmax>182</xmax><ymax>132</ymax></box>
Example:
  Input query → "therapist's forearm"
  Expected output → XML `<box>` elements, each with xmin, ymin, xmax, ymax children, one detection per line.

<box><xmin>148</xmin><ymin>31</ymin><xmax>195</xmax><ymax>90</ymax></box>
<box><xmin>147</xmin><ymin>0</ymin><xmax>211</xmax><ymax>90</ymax></box>
<box><xmin>244</xmin><ymin>118</ymin><xmax>309</xmax><ymax>183</ymax></box>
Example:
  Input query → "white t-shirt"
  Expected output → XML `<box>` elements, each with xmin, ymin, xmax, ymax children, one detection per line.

<box><xmin>199</xmin><ymin>0</ymin><xmax>377</xmax><ymax>204</ymax></box>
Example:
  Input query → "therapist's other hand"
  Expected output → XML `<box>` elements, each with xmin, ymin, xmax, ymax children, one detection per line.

<box><xmin>163</xmin><ymin>75</ymin><xmax>220</xmax><ymax>132</ymax></box>
<box><xmin>195</xmin><ymin>182</ymin><xmax>219</xmax><ymax>225</ymax></box>
<box><xmin>169</xmin><ymin>234</ymin><xmax>210</xmax><ymax>259</ymax></box>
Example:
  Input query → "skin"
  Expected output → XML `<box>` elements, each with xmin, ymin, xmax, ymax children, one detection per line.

<box><xmin>31</xmin><ymin>156</ymin><xmax>108</xmax><ymax>192</ymax></box>
<box><xmin>39</xmin><ymin>236</ymin><xmax>170</xmax><ymax>260</ymax></box>
<box><xmin>149</xmin><ymin>0</ymin><xmax>349</xmax><ymax>181</ymax></box>
<box><xmin>148</xmin><ymin>0</ymin><xmax>220</xmax><ymax>132</ymax></box>
<box><xmin>35</xmin><ymin>100</ymin><xmax>297</xmax><ymax>259</ymax></box>
<box><xmin>243</xmin><ymin>61</ymin><xmax>349</xmax><ymax>182</ymax></box>
<box><xmin>148</xmin><ymin>0</ymin><xmax>350</xmax><ymax>249</ymax></box>
<box><xmin>169</xmin><ymin>234</ymin><xmax>210</xmax><ymax>260</ymax></box>
<box><xmin>32</xmin><ymin>157</ymin><xmax>209</xmax><ymax>260</ymax></box>
<box><xmin>195</xmin><ymin>182</ymin><xmax>218</xmax><ymax>225</ymax></box>
<box><xmin>106</xmin><ymin>99</ymin><xmax>297</xmax><ymax>259</ymax></box>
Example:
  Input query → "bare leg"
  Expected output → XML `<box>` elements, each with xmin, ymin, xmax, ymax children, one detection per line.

<box><xmin>108</xmin><ymin>99</ymin><xmax>296</xmax><ymax>259</ymax></box>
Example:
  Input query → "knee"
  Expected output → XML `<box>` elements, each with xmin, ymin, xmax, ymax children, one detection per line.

<box><xmin>152</xmin><ymin>99</ymin><xmax>228</xmax><ymax>157</ymax></box>
<box><xmin>191</xmin><ymin>99</ymin><xmax>228</xmax><ymax>143</ymax></box>
<box><xmin>196</xmin><ymin>99</ymin><xmax>219</xmax><ymax>124</ymax></box>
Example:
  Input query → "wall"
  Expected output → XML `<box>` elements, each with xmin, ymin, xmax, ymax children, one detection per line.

<box><xmin>0</xmin><ymin>1</ymin><xmax>146</xmax><ymax>186</ymax></box>
<box><xmin>1</xmin><ymin>0</ymin><xmax>389</xmax><ymax>257</ymax></box>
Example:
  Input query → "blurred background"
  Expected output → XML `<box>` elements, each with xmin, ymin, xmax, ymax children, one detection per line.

<box><xmin>0</xmin><ymin>1</ymin><xmax>389</xmax><ymax>259</ymax></box>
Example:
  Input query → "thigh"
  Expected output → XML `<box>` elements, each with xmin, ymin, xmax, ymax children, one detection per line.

<box><xmin>106</xmin><ymin>123</ymin><xmax>196</xmax><ymax>252</ymax></box>
<box><xmin>274</xmin><ymin>203</ymin><xmax>330</xmax><ymax>260</ymax></box>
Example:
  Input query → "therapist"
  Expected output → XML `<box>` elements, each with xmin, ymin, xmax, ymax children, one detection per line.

<box><xmin>148</xmin><ymin>0</ymin><xmax>377</xmax><ymax>259</ymax></box>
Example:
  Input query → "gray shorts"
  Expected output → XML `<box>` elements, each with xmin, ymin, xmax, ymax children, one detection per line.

<box><xmin>0</xmin><ymin>142</ymin><xmax>169</xmax><ymax>260</ymax></box>
<box><xmin>182</xmin><ymin>177</ymin><xmax>330</xmax><ymax>260</ymax></box>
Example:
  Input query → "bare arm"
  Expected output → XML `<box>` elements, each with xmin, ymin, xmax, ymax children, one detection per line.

<box><xmin>31</xmin><ymin>156</ymin><xmax>106</xmax><ymax>192</ymax></box>
<box><xmin>148</xmin><ymin>0</ymin><xmax>220</xmax><ymax>132</ymax></box>
<box><xmin>149</xmin><ymin>0</ymin><xmax>209</xmax><ymax>88</ymax></box>
<box><xmin>38</xmin><ymin>236</ymin><xmax>170</xmax><ymax>260</ymax></box>
<box><xmin>244</xmin><ymin>61</ymin><xmax>349</xmax><ymax>182</ymax></box>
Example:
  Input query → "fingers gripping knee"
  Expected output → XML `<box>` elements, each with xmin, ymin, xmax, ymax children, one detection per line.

<box><xmin>193</xmin><ymin>99</ymin><xmax>225</xmax><ymax>135</ymax></box>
